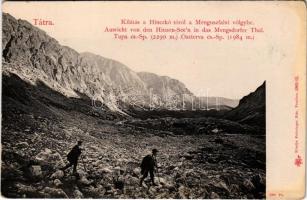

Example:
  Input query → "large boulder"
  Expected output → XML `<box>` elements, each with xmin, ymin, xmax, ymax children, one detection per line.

<box><xmin>156</xmin><ymin>177</ymin><xmax>175</xmax><ymax>190</ymax></box>
<box><xmin>212</xmin><ymin>181</ymin><xmax>230</xmax><ymax>193</ymax></box>
<box><xmin>16</xmin><ymin>142</ymin><xmax>29</xmax><ymax>149</ymax></box>
<box><xmin>133</xmin><ymin>168</ymin><xmax>141</xmax><ymax>176</ymax></box>
<box><xmin>40</xmin><ymin>187</ymin><xmax>68</xmax><ymax>198</ymax></box>
<box><xmin>85</xmin><ymin>185</ymin><xmax>106</xmax><ymax>198</ymax></box>
<box><xmin>73</xmin><ymin>186</ymin><xmax>84</xmax><ymax>199</ymax></box>
<box><xmin>178</xmin><ymin>185</ymin><xmax>190</xmax><ymax>199</ymax></box>
<box><xmin>73</xmin><ymin>189</ymin><xmax>84</xmax><ymax>198</ymax></box>
<box><xmin>50</xmin><ymin>170</ymin><xmax>64</xmax><ymax>179</ymax></box>
<box><xmin>210</xmin><ymin>192</ymin><xmax>220</xmax><ymax>199</ymax></box>
<box><xmin>28</xmin><ymin>165</ymin><xmax>43</xmax><ymax>179</ymax></box>
<box><xmin>78</xmin><ymin>175</ymin><xmax>92</xmax><ymax>185</ymax></box>
<box><xmin>15</xmin><ymin>183</ymin><xmax>37</xmax><ymax>194</ymax></box>
<box><xmin>125</xmin><ymin>175</ymin><xmax>139</xmax><ymax>185</ymax></box>
<box><xmin>148</xmin><ymin>187</ymin><xmax>157</xmax><ymax>196</ymax></box>
<box><xmin>99</xmin><ymin>166</ymin><xmax>113</xmax><ymax>174</ymax></box>
<box><xmin>243</xmin><ymin>179</ymin><xmax>255</xmax><ymax>191</ymax></box>
<box><xmin>53</xmin><ymin>179</ymin><xmax>62</xmax><ymax>187</ymax></box>
<box><xmin>35</xmin><ymin>148</ymin><xmax>65</xmax><ymax>168</ymax></box>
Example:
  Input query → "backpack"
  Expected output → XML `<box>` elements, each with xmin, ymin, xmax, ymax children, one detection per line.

<box><xmin>140</xmin><ymin>155</ymin><xmax>155</xmax><ymax>172</ymax></box>
<box><xmin>67</xmin><ymin>149</ymin><xmax>74</xmax><ymax>161</ymax></box>
<box><xmin>67</xmin><ymin>145</ymin><xmax>80</xmax><ymax>161</ymax></box>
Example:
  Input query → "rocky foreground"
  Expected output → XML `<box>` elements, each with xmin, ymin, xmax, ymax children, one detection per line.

<box><xmin>2</xmin><ymin>105</ymin><xmax>265</xmax><ymax>198</ymax></box>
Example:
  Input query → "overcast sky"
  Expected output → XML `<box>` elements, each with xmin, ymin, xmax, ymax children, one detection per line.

<box><xmin>3</xmin><ymin>2</ymin><xmax>299</xmax><ymax>99</ymax></box>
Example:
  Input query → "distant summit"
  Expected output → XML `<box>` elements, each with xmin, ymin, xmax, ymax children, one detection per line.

<box><xmin>2</xmin><ymin>12</ymin><xmax>238</xmax><ymax>113</ymax></box>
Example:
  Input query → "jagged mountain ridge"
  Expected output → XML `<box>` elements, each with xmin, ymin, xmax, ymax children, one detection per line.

<box><xmin>224</xmin><ymin>81</ymin><xmax>265</xmax><ymax>128</ymax></box>
<box><xmin>2</xmin><ymin>13</ymin><xmax>237</xmax><ymax>112</ymax></box>
<box><xmin>138</xmin><ymin>72</ymin><xmax>192</xmax><ymax>96</ymax></box>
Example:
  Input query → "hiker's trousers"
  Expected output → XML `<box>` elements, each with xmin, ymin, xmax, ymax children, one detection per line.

<box><xmin>141</xmin><ymin>168</ymin><xmax>154</xmax><ymax>183</ymax></box>
<box><xmin>62</xmin><ymin>159</ymin><xmax>78</xmax><ymax>173</ymax></box>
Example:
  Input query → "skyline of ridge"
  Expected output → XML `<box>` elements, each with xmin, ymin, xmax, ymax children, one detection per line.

<box><xmin>2</xmin><ymin>3</ymin><xmax>270</xmax><ymax>99</ymax></box>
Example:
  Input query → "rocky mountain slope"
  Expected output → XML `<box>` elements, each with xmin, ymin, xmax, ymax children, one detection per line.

<box><xmin>2</xmin><ymin>12</ymin><xmax>265</xmax><ymax>199</ymax></box>
<box><xmin>224</xmin><ymin>82</ymin><xmax>265</xmax><ymax>128</ymax></box>
<box><xmin>1</xmin><ymin>68</ymin><xmax>265</xmax><ymax>199</ymax></box>
<box><xmin>138</xmin><ymin>72</ymin><xmax>192</xmax><ymax>97</ymax></box>
<box><xmin>2</xmin><ymin>13</ymin><xmax>238</xmax><ymax>113</ymax></box>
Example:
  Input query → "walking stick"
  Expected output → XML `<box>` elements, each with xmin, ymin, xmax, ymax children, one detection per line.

<box><xmin>155</xmin><ymin>157</ymin><xmax>161</xmax><ymax>184</ymax></box>
<box><xmin>156</xmin><ymin>167</ymin><xmax>161</xmax><ymax>184</ymax></box>
<box><xmin>80</xmin><ymin>155</ymin><xmax>87</xmax><ymax>173</ymax></box>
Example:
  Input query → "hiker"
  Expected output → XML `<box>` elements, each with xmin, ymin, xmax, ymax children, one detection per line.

<box><xmin>60</xmin><ymin>141</ymin><xmax>82</xmax><ymax>174</ymax></box>
<box><xmin>139</xmin><ymin>149</ymin><xmax>159</xmax><ymax>186</ymax></box>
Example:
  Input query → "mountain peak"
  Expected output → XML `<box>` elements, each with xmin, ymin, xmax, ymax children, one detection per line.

<box><xmin>2</xmin><ymin>13</ymin><xmax>199</xmax><ymax>112</ymax></box>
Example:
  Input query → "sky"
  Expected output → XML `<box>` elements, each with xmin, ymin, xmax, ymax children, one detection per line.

<box><xmin>2</xmin><ymin>1</ymin><xmax>299</xmax><ymax>99</ymax></box>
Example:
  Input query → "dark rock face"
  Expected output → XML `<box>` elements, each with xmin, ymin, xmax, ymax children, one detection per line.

<box><xmin>2</xmin><ymin>13</ymin><xmax>198</xmax><ymax>112</ymax></box>
<box><xmin>224</xmin><ymin>82</ymin><xmax>265</xmax><ymax>129</ymax></box>
<box><xmin>2</xmin><ymin>13</ymin><xmax>238</xmax><ymax>112</ymax></box>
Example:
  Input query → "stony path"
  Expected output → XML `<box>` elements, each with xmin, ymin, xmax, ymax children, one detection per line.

<box><xmin>2</xmin><ymin>108</ymin><xmax>265</xmax><ymax>198</ymax></box>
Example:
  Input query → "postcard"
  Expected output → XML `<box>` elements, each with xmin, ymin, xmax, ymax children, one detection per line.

<box><xmin>1</xmin><ymin>1</ymin><xmax>306</xmax><ymax>199</ymax></box>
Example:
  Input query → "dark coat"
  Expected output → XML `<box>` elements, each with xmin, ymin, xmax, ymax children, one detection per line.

<box><xmin>67</xmin><ymin>145</ymin><xmax>81</xmax><ymax>162</ymax></box>
<box><xmin>140</xmin><ymin>155</ymin><xmax>156</xmax><ymax>171</ymax></box>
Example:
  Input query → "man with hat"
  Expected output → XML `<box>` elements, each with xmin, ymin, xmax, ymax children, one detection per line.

<box><xmin>139</xmin><ymin>149</ymin><xmax>159</xmax><ymax>186</ymax></box>
<box><xmin>60</xmin><ymin>141</ymin><xmax>83</xmax><ymax>174</ymax></box>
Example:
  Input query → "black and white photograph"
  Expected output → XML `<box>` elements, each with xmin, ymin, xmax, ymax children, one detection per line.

<box><xmin>1</xmin><ymin>1</ymin><xmax>305</xmax><ymax>199</ymax></box>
